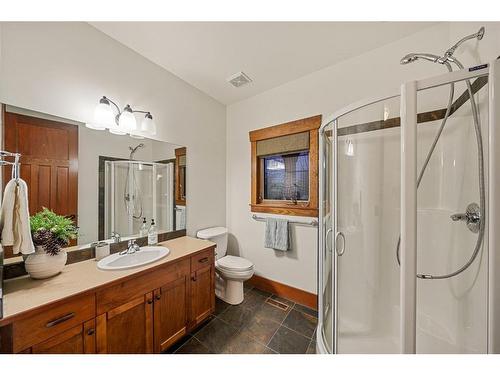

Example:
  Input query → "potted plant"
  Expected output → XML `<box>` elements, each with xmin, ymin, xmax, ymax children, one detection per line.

<box><xmin>24</xmin><ymin>208</ymin><xmax>78</xmax><ymax>279</ymax></box>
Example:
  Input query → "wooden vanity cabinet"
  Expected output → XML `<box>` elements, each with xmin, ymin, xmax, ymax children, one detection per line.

<box><xmin>0</xmin><ymin>245</ymin><xmax>215</xmax><ymax>354</ymax></box>
<box><xmin>93</xmin><ymin>249</ymin><xmax>214</xmax><ymax>353</ymax></box>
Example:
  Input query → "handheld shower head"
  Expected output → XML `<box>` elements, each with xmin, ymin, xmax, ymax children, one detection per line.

<box><xmin>400</xmin><ymin>53</ymin><xmax>441</xmax><ymax>65</ymax></box>
<box><xmin>400</xmin><ymin>53</ymin><xmax>418</xmax><ymax>65</ymax></box>
<box><xmin>129</xmin><ymin>143</ymin><xmax>145</xmax><ymax>160</ymax></box>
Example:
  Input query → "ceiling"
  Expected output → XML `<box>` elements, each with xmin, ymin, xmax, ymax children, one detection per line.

<box><xmin>90</xmin><ymin>22</ymin><xmax>436</xmax><ymax>105</ymax></box>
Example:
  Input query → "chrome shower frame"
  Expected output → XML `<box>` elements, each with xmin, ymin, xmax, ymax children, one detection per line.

<box><xmin>316</xmin><ymin>59</ymin><xmax>500</xmax><ymax>354</ymax></box>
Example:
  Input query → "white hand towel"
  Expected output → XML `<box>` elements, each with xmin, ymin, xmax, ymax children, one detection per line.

<box><xmin>13</xmin><ymin>179</ymin><xmax>35</xmax><ymax>255</ymax></box>
<box><xmin>0</xmin><ymin>179</ymin><xmax>17</xmax><ymax>246</ymax></box>
<box><xmin>264</xmin><ymin>217</ymin><xmax>291</xmax><ymax>251</ymax></box>
<box><xmin>0</xmin><ymin>178</ymin><xmax>34</xmax><ymax>255</ymax></box>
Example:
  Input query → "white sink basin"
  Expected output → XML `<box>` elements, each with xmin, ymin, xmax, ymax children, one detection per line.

<box><xmin>97</xmin><ymin>246</ymin><xmax>170</xmax><ymax>270</ymax></box>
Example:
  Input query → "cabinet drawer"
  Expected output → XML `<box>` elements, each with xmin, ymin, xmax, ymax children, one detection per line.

<box><xmin>190</xmin><ymin>248</ymin><xmax>214</xmax><ymax>273</ymax></box>
<box><xmin>12</xmin><ymin>294</ymin><xmax>95</xmax><ymax>353</ymax></box>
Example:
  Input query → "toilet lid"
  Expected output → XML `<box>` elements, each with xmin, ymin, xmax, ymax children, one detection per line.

<box><xmin>216</xmin><ymin>255</ymin><xmax>253</xmax><ymax>271</ymax></box>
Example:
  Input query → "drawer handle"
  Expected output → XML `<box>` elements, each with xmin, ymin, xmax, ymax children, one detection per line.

<box><xmin>198</xmin><ymin>257</ymin><xmax>209</xmax><ymax>263</ymax></box>
<box><xmin>191</xmin><ymin>275</ymin><xmax>197</xmax><ymax>282</ymax></box>
<box><xmin>46</xmin><ymin>312</ymin><xmax>75</xmax><ymax>328</ymax></box>
<box><xmin>147</xmin><ymin>299</ymin><xmax>153</xmax><ymax>304</ymax></box>
<box><xmin>87</xmin><ymin>328</ymin><xmax>95</xmax><ymax>336</ymax></box>
<box><xmin>155</xmin><ymin>294</ymin><xmax>161</xmax><ymax>301</ymax></box>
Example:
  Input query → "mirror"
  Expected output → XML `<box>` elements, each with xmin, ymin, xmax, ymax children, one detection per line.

<box><xmin>1</xmin><ymin>105</ymin><xmax>187</xmax><ymax>260</ymax></box>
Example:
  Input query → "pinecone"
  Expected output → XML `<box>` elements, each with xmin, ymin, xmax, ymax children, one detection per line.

<box><xmin>32</xmin><ymin>228</ymin><xmax>66</xmax><ymax>256</ymax></box>
<box><xmin>32</xmin><ymin>228</ymin><xmax>52</xmax><ymax>246</ymax></box>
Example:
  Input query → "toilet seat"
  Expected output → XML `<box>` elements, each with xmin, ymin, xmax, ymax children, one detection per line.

<box><xmin>216</xmin><ymin>255</ymin><xmax>253</xmax><ymax>272</ymax></box>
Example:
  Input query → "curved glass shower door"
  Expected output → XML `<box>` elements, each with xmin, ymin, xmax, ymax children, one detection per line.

<box><xmin>318</xmin><ymin>121</ymin><xmax>334</xmax><ymax>353</ymax></box>
<box><xmin>333</xmin><ymin>96</ymin><xmax>402</xmax><ymax>353</ymax></box>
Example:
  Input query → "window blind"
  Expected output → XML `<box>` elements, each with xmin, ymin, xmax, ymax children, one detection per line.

<box><xmin>256</xmin><ymin>131</ymin><xmax>309</xmax><ymax>157</ymax></box>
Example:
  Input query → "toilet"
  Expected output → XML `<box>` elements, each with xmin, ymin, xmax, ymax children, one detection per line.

<box><xmin>196</xmin><ymin>226</ymin><xmax>254</xmax><ymax>305</ymax></box>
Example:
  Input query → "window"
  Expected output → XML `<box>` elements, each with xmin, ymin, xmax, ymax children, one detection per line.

<box><xmin>262</xmin><ymin>152</ymin><xmax>309</xmax><ymax>201</ymax></box>
<box><xmin>249</xmin><ymin>115</ymin><xmax>321</xmax><ymax>217</ymax></box>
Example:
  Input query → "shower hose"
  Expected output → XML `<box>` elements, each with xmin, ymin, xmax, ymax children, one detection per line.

<box><xmin>395</xmin><ymin>60</ymin><xmax>486</xmax><ymax>280</ymax></box>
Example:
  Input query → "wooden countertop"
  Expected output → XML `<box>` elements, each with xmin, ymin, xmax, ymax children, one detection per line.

<box><xmin>0</xmin><ymin>236</ymin><xmax>215</xmax><ymax>325</ymax></box>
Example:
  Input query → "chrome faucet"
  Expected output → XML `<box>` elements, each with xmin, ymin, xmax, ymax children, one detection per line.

<box><xmin>120</xmin><ymin>239</ymin><xmax>140</xmax><ymax>255</ymax></box>
<box><xmin>450</xmin><ymin>202</ymin><xmax>481</xmax><ymax>234</ymax></box>
<box><xmin>110</xmin><ymin>231</ymin><xmax>121</xmax><ymax>243</ymax></box>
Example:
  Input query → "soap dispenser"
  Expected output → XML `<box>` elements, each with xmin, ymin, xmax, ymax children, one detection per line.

<box><xmin>148</xmin><ymin>219</ymin><xmax>158</xmax><ymax>245</ymax></box>
<box><xmin>139</xmin><ymin>217</ymin><xmax>148</xmax><ymax>237</ymax></box>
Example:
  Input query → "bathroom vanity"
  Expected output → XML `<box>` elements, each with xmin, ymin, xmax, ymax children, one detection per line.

<box><xmin>0</xmin><ymin>236</ymin><xmax>215</xmax><ymax>354</ymax></box>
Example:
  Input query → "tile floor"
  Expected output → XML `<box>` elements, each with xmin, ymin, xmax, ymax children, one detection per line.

<box><xmin>165</xmin><ymin>284</ymin><xmax>318</xmax><ymax>354</ymax></box>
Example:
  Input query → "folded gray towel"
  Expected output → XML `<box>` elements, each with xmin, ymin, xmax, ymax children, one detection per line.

<box><xmin>264</xmin><ymin>217</ymin><xmax>290</xmax><ymax>251</ymax></box>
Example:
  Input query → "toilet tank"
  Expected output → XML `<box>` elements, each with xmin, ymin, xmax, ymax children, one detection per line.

<box><xmin>196</xmin><ymin>227</ymin><xmax>228</xmax><ymax>260</ymax></box>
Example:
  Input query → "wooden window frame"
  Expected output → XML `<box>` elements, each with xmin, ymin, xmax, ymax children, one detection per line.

<box><xmin>174</xmin><ymin>147</ymin><xmax>186</xmax><ymax>206</ymax></box>
<box><xmin>249</xmin><ymin>115</ymin><xmax>321</xmax><ymax>217</ymax></box>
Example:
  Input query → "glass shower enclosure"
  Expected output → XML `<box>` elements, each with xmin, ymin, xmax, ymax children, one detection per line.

<box><xmin>317</xmin><ymin>59</ymin><xmax>500</xmax><ymax>354</ymax></box>
<box><xmin>103</xmin><ymin>160</ymin><xmax>174</xmax><ymax>239</ymax></box>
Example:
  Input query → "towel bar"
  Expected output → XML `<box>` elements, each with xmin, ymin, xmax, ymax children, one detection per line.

<box><xmin>252</xmin><ymin>214</ymin><xmax>318</xmax><ymax>227</ymax></box>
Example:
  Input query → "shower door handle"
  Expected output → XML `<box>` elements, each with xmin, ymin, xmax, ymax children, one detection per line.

<box><xmin>335</xmin><ymin>232</ymin><xmax>346</xmax><ymax>256</ymax></box>
<box><xmin>325</xmin><ymin>228</ymin><xmax>333</xmax><ymax>253</ymax></box>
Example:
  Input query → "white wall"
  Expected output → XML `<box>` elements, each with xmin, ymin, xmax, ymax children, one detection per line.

<box><xmin>0</xmin><ymin>22</ymin><xmax>227</xmax><ymax>237</ymax></box>
<box><xmin>226</xmin><ymin>22</ymin><xmax>500</xmax><ymax>294</ymax></box>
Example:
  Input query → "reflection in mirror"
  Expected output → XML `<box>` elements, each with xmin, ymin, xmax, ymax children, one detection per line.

<box><xmin>101</xmin><ymin>157</ymin><xmax>175</xmax><ymax>241</ymax></box>
<box><xmin>174</xmin><ymin>147</ymin><xmax>187</xmax><ymax>231</ymax></box>
<box><xmin>1</xmin><ymin>105</ymin><xmax>187</xmax><ymax>260</ymax></box>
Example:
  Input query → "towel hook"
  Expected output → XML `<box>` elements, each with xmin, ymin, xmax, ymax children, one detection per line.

<box><xmin>11</xmin><ymin>154</ymin><xmax>20</xmax><ymax>182</ymax></box>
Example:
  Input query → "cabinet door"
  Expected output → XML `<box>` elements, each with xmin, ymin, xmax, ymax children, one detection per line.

<box><xmin>96</xmin><ymin>293</ymin><xmax>153</xmax><ymax>354</ymax></box>
<box><xmin>190</xmin><ymin>265</ymin><xmax>214</xmax><ymax>326</ymax></box>
<box><xmin>31</xmin><ymin>320</ymin><xmax>96</xmax><ymax>354</ymax></box>
<box><xmin>153</xmin><ymin>275</ymin><xmax>188</xmax><ymax>352</ymax></box>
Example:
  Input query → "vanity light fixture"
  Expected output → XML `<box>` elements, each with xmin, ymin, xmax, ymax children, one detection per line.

<box><xmin>86</xmin><ymin>96</ymin><xmax>156</xmax><ymax>137</ymax></box>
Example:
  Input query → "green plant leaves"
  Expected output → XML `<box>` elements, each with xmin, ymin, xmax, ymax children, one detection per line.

<box><xmin>30</xmin><ymin>207</ymin><xmax>78</xmax><ymax>243</ymax></box>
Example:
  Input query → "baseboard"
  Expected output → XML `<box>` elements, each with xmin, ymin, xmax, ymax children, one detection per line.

<box><xmin>247</xmin><ymin>275</ymin><xmax>317</xmax><ymax>310</ymax></box>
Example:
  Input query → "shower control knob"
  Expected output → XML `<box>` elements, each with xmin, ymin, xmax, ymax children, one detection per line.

<box><xmin>450</xmin><ymin>202</ymin><xmax>481</xmax><ymax>234</ymax></box>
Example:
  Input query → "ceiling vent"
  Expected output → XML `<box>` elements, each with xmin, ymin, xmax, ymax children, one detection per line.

<box><xmin>227</xmin><ymin>71</ymin><xmax>252</xmax><ymax>88</ymax></box>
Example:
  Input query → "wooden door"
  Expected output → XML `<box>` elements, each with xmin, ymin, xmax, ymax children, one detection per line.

<box><xmin>95</xmin><ymin>293</ymin><xmax>153</xmax><ymax>354</ymax></box>
<box><xmin>189</xmin><ymin>265</ymin><xmax>214</xmax><ymax>327</ymax></box>
<box><xmin>3</xmin><ymin>112</ymin><xmax>79</xmax><ymax>256</ymax></box>
<box><xmin>31</xmin><ymin>320</ymin><xmax>96</xmax><ymax>354</ymax></box>
<box><xmin>153</xmin><ymin>276</ymin><xmax>188</xmax><ymax>352</ymax></box>
<box><xmin>3</xmin><ymin>112</ymin><xmax>78</xmax><ymax>217</ymax></box>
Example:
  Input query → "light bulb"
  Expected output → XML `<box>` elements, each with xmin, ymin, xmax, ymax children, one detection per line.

<box><xmin>118</xmin><ymin>105</ymin><xmax>137</xmax><ymax>132</ymax></box>
<box><xmin>93</xmin><ymin>96</ymin><xmax>114</xmax><ymax>129</ymax></box>
<box><xmin>140</xmin><ymin>113</ymin><xmax>156</xmax><ymax>136</ymax></box>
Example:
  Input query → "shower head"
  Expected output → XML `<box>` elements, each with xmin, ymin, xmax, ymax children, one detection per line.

<box><xmin>401</xmin><ymin>27</ymin><xmax>485</xmax><ymax>68</ymax></box>
<box><xmin>400</xmin><ymin>53</ymin><xmax>442</xmax><ymax>65</ymax></box>
<box><xmin>129</xmin><ymin>143</ymin><xmax>144</xmax><ymax>160</ymax></box>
